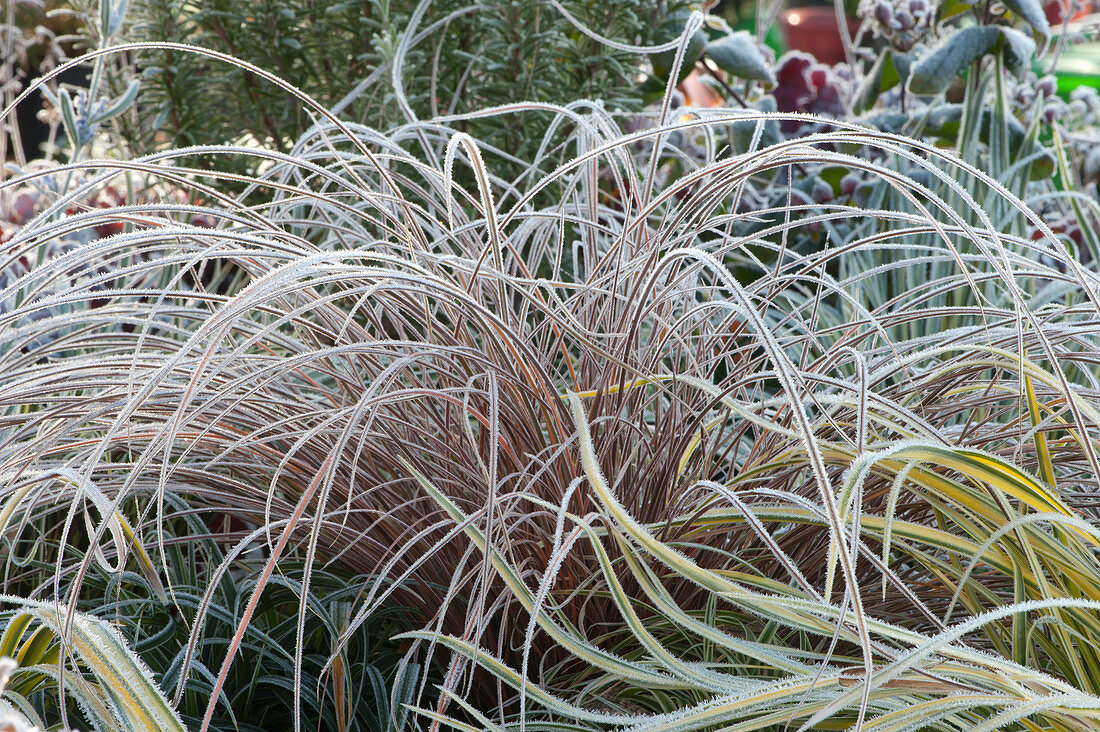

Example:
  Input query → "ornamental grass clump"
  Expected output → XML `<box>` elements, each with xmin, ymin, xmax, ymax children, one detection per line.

<box><xmin>4</xmin><ymin>25</ymin><xmax>1100</xmax><ymax>731</ymax></box>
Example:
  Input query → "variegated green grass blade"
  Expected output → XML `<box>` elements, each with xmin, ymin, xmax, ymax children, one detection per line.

<box><xmin>0</xmin><ymin>614</ymin><xmax>60</xmax><ymax>701</ymax></box>
<box><xmin>1024</xmin><ymin>373</ymin><xmax>1057</xmax><ymax>492</ymax></box>
<box><xmin>0</xmin><ymin>616</ymin><xmax>34</xmax><ymax>661</ymax></box>
<box><xmin>662</xmin><ymin>463</ymin><xmax>1100</xmax><ymax>702</ymax></box>
<box><xmin>32</xmin><ymin>606</ymin><xmax>185</xmax><ymax>732</ymax></box>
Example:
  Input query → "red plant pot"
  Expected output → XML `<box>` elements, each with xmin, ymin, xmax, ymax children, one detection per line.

<box><xmin>779</xmin><ymin>7</ymin><xmax>861</xmax><ymax>66</ymax></box>
<box><xmin>1044</xmin><ymin>0</ymin><xmax>1094</xmax><ymax>24</ymax></box>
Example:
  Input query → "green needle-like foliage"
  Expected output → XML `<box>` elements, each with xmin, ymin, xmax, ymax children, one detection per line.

<box><xmin>97</xmin><ymin>0</ymin><xmax>687</xmax><ymax>164</ymax></box>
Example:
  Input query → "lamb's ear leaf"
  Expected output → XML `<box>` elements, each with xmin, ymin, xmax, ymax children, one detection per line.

<box><xmin>653</xmin><ymin>28</ymin><xmax>706</xmax><ymax>82</ymax></box>
<box><xmin>858</xmin><ymin>110</ymin><xmax>909</xmax><ymax>135</ymax></box>
<box><xmin>1000</xmin><ymin>0</ymin><xmax>1050</xmax><ymax>42</ymax></box>
<box><xmin>705</xmin><ymin>31</ymin><xmax>775</xmax><ymax>85</ymax></box>
<box><xmin>653</xmin><ymin>11</ymin><xmax>707</xmax><ymax>83</ymax></box>
<box><xmin>998</xmin><ymin>26</ymin><xmax>1038</xmax><ymax>77</ymax></box>
<box><xmin>909</xmin><ymin>26</ymin><xmax>999</xmax><ymax>95</ymax></box>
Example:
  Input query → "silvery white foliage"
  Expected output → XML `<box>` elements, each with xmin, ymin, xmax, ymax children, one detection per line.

<box><xmin>0</xmin><ymin>241</ymin><xmax>98</xmax><ymax>355</ymax></box>
<box><xmin>0</xmin><ymin>164</ymin><xmax>206</xmax><ymax>357</ymax></box>
<box><xmin>705</xmin><ymin>31</ymin><xmax>777</xmax><ymax>86</ymax></box>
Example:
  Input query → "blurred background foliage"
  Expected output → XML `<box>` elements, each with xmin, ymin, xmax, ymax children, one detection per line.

<box><xmin>114</xmin><ymin>0</ymin><xmax>689</xmax><ymax>161</ymax></box>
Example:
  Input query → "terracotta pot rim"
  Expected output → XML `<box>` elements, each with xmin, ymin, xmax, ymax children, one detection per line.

<box><xmin>778</xmin><ymin>7</ymin><xmax>861</xmax><ymax>66</ymax></box>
